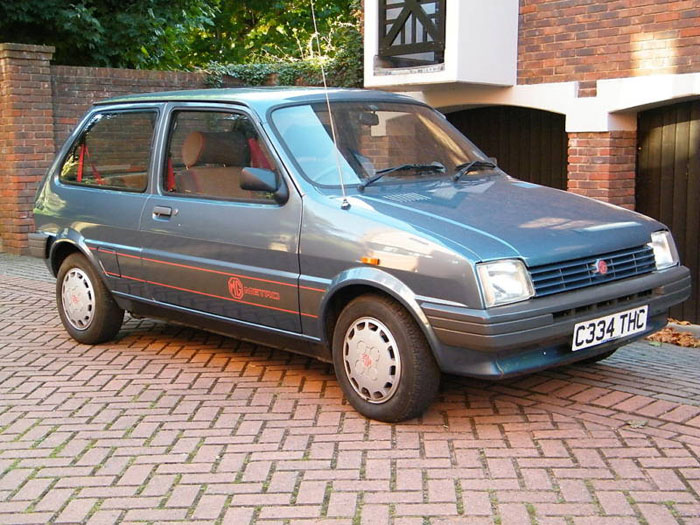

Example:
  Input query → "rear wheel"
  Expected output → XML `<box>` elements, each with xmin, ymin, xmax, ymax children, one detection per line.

<box><xmin>332</xmin><ymin>294</ymin><xmax>440</xmax><ymax>422</ymax></box>
<box><xmin>56</xmin><ymin>253</ymin><xmax>124</xmax><ymax>344</ymax></box>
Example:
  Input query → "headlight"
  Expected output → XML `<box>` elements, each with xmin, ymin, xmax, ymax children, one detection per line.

<box><xmin>477</xmin><ymin>259</ymin><xmax>534</xmax><ymax>308</ymax></box>
<box><xmin>649</xmin><ymin>230</ymin><xmax>679</xmax><ymax>270</ymax></box>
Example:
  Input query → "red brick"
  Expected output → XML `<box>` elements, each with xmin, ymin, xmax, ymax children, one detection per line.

<box><xmin>361</xmin><ymin>504</ymin><xmax>390</xmax><ymax>524</ymax></box>
<box><xmin>596</xmin><ymin>491</ymin><xmax>635</xmax><ymax>515</ymax></box>
<box><xmin>394</xmin><ymin>503</ymin><xmax>459</xmax><ymax>516</ymax></box>
<box><xmin>55</xmin><ymin>499</ymin><xmax>97</xmax><ymax>524</ymax></box>
<box><xmin>295</xmin><ymin>480</ymin><xmax>327</xmax><ymax>504</ymax></box>
<box><xmin>498</xmin><ymin>503</ymin><xmax>531</xmax><ymax>523</ymax></box>
<box><xmin>660</xmin><ymin>405</ymin><xmax>700</xmax><ymax>423</ymax></box>
<box><xmin>2</xmin><ymin>260</ymin><xmax>700</xmax><ymax>525</ymax></box>
<box><xmin>0</xmin><ymin>44</ymin><xmax>206</xmax><ymax>254</ymax></box>
<box><xmin>567</xmin><ymin>131</ymin><xmax>637</xmax><ymax>207</ymax></box>
<box><xmin>520</xmin><ymin>1</ymin><xmax>700</xmax><ymax>84</ymax></box>
<box><xmin>637</xmin><ymin>503</ymin><xmax>684</xmax><ymax>524</ymax></box>
<box><xmin>192</xmin><ymin>494</ymin><xmax>227</xmax><ymax>520</ymax></box>
<box><xmin>326</xmin><ymin>491</ymin><xmax>358</xmax><ymax>517</ymax></box>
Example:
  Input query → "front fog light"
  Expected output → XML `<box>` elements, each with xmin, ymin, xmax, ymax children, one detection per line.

<box><xmin>649</xmin><ymin>230</ymin><xmax>679</xmax><ymax>270</ymax></box>
<box><xmin>477</xmin><ymin>259</ymin><xmax>535</xmax><ymax>308</ymax></box>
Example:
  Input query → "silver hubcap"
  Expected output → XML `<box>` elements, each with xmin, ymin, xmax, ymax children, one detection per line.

<box><xmin>61</xmin><ymin>268</ymin><xmax>95</xmax><ymax>331</ymax></box>
<box><xmin>343</xmin><ymin>317</ymin><xmax>401</xmax><ymax>404</ymax></box>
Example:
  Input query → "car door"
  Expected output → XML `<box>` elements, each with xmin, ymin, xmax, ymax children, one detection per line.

<box><xmin>51</xmin><ymin>106</ymin><xmax>161</xmax><ymax>299</ymax></box>
<box><xmin>138</xmin><ymin>103</ymin><xmax>304</xmax><ymax>333</ymax></box>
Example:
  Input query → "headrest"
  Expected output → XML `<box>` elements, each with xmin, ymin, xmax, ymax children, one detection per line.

<box><xmin>182</xmin><ymin>131</ymin><xmax>249</xmax><ymax>167</ymax></box>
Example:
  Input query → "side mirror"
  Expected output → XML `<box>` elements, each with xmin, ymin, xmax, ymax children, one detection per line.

<box><xmin>240</xmin><ymin>167</ymin><xmax>288</xmax><ymax>204</ymax></box>
<box><xmin>488</xmin><ymin>157</ymin><xmax>498</xmax><ymax>167</ymax></box>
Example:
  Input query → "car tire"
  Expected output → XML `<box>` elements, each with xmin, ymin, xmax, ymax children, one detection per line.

<box><xmin>332</xmin><ymin>294</ymin><xmax>440</xmax><ymax>422</ymax></box>
<box><xmin>56</xmin><ymin>253</ymin><xmax>124</xmax><ymax>344</ymax></box>
<box><xmin>579</xmin><ymin>348</ymin><xmax>618</xmax><ymax>364</ymax></box>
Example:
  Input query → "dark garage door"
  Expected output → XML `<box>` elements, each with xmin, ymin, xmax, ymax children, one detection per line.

<box><xmin>447</xmin><ymin>106</ymin><xmax>568</xmax><ymax>190</ymax></box>
<box><xmin>637</xmin><ymin>100</ymin><xmax>700</xmax><ymax>323</ymax></box>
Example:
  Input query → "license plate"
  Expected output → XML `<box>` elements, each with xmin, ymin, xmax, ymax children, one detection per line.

<box><xmin>572</xmin><ymin>305</ymin><xmax>648</xmax><ymax>352</ymax></box>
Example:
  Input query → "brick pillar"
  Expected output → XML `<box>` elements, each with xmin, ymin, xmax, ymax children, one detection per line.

<box><xmin>567</xmin><ymin>131</ymin><xmax>636</xmax><ymax>210</ymax></box>
<box><xmin>0</xmin><ymin>43</ymin><xmax>55</xmax><ymax>254</ymax></box>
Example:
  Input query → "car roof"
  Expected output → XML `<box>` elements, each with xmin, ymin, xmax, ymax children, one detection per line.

<box><xmin>95</xmin><ymin>87</ymin><xmax>422</xmax><ymax>117</ymax></box>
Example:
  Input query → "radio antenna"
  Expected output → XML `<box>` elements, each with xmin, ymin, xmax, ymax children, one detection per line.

<box><xmin>310</xmin><ymin>0</ymin><xmax>350</xmax><ymax>209</ymax></box>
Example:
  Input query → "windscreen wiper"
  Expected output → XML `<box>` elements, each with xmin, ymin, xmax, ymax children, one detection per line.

<box><xmin>452</xmin><ymin>160</ymin><xmax>497</xmax><ymax>182</ymax></box>
<box><xmin>359</xmin><ymin>162</ymin><xmax>445</xmax><ymax>190</ymax></box>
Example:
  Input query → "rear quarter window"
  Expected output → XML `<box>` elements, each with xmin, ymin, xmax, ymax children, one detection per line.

<box><xmin>59</xmin><ymin>111</ymin><xmax>157</xmax><ymax>192</ymax></box>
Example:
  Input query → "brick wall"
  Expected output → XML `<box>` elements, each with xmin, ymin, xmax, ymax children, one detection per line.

<box><xmin>0</xmin><ymin>44</ymin><xmax>207</xmax><ymax>253</ymax></box>
<box><xmin>51</xmin><ymin>66</ymin><xmax>207</xmax><ymax>149</ymax></box>
<box><xmin>0</xmin><ymin>44</ymin><xmax>55</xmax><ymax>254</ymax></box>
<box><xmin>519</xmin><ymin>0</ymin><xmax>700</xmax><ymax>84</ymax></box>
<box><xmin>567</xmin><ymin>131</ymin><xmax>637</xmax><ymax>209</ymax></box>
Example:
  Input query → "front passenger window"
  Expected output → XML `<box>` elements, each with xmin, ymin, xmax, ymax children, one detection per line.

<box><xmin>164</xmin><ymin>111</ymin><xmax>277</xmax><ymax>202</ymax></box>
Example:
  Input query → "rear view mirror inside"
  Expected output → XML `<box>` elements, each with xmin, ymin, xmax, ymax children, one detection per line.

<box><xmin>358</xmin><ymin>112</ymin><xmax>379</xmax><ymax>126</ymax></box>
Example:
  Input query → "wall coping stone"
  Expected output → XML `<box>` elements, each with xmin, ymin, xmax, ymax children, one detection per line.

<box><xmin>0</xmin><ymin>43</ymin><xmax>55</xmax><ymax>61</ymax></box>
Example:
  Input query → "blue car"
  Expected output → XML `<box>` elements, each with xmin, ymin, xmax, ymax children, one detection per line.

<box><xmin>30</xmin><ymin>88</ymin><xmax>691</xmax><ymax>421</ymax></box>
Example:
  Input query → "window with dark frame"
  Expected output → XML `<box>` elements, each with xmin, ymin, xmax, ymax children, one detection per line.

<box><xmin>378</xmin><ymin>0</ymin><xmax>446</xmax><ymax>68</ymax></box>
<box><xmin>59</xmin><ymin>111</ymin><xmax>156</xmax><ymax>192</ymax></box>
<box><xmin>163</xmin><ymin>110</ymin><xmax>278</xmax><ymax>203</ymax></box>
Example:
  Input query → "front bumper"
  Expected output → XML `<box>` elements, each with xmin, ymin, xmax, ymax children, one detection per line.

<box><xmin>422</xmin><ymin>265</ymin><xmax>691</xmax><ymax>379</ymax></box>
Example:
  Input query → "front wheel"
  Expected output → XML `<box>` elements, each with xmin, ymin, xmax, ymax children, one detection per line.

<box><xmin>56</xmin><ymin>253</ymin><xmax>124</xmax><ymax>344</ymax></box>
<box><xmin>332</xmin><ymin>294</ymin><xmax>440</xmax><ymax>422</ymax></box>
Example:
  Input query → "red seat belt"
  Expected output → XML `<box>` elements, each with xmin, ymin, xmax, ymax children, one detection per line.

<box><xmin>77</xmin><ymin>143</ymin><xmax>86</xmax><ymax>182</ymax></box>
<box><xmin>85</xmin><ymin>146</ymin><xmax>103</xmax><ymax>184</ymax></box>
<box><xmin>77</xmin><ymin>143</ymin><xmax>103</xmax><ymax>184</ymax></box>
<box><xmin>248</xmin><ymin>138</ymin><xmax>273</xmax><ymax>169</ymax></box>
<box><xmin>166</xmin><ymin>157</ymin><xmax>175</xmax><ymax>191</ymax></box>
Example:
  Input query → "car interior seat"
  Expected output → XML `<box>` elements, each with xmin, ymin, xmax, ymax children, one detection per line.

<box><xmin>177</xmin><ymin>130</ymin><xmax>255</xmax><ymax>200</ymax></box>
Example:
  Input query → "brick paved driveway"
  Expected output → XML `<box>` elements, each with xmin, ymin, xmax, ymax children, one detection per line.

<box><xmin>1</xmin><ymin>254</ymin><xmax>699</xmax><ymax>524</ymax></box>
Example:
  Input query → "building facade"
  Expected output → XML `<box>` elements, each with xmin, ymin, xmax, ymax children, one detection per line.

<box><xmin>365</xmin><ymin>0</ymin><xmax>700</xmax><ymax>322</ymax></box>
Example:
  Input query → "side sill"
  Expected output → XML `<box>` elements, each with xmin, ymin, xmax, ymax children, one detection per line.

<box><xmin>112</xmin><ymin>291</ymin><xmax>330</xmax><ymax>362</ymax></box>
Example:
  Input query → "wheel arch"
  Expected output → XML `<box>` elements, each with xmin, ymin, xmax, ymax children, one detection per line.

<box><xmin>49</xmin><ymin>230</ymin><xmax>102</xmax><ymax>279</ymax></box>
<box><xmin>319</xmin><ymin>268</ymin><xmax>441</xmax><ymax>359</ymax></box>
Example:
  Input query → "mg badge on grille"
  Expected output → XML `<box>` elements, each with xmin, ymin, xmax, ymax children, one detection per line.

<box><xmin>592</xmin><ymin>259</ymin><xmax>609</xmax><ymax>275</ymax></box>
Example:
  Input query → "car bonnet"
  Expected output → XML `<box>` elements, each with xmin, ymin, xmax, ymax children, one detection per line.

<box><xmin>355</xmin><ymin>175</ymin><xmax>662</xmax><ymax>267</ymax></box>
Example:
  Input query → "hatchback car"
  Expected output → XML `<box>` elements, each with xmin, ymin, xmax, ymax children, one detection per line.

<box><xmin>30</xmin><ymin>88</ymin><xmax>691</xmax><ymax>422</ymax></box>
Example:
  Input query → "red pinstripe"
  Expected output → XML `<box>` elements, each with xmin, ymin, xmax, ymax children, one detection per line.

<box><xmin>113</xmin><ymin>250</ymin><xmax>325</xmax><ymax>292</ymax></box>
<box><xmin>106</xmin><ymin>271</ymin><xmax>318</xmax><ymax>318</ymax></box>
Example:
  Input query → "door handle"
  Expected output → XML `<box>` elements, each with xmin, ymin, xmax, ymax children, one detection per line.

<box><xmin>153</xmin><ymin>206</ymin><xmax>173</xmax><ymax>218</ymax></box>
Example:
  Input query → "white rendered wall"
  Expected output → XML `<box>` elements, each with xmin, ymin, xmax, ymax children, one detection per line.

<box><xmin>404</xmin><ymin>72</ymin><xmax>700</xmax><ymax>133</ymax></box>
<box><xmin>364</xmin><ymin>0</ymin><xmax>519</xmax><ymax>89</ymax></box>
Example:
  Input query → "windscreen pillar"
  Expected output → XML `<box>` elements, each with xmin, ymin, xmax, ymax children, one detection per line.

<box><xmin>567</xmin><ymin>131</ymin><xmax>637</xmax><ymax>210</ymax></box>
<box><xmin>0</xmin><ymin>43</ymin><xmax>56</xmax><ymax>254</ymax></box>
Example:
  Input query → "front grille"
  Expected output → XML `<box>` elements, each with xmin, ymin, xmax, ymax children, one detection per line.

<box><xmin>530</xmin><ymin>245</ymin><xmax>656</xmax><ymax>297</ymax></box>
<box><xmin>551</xmin><ymin>289</ymin><xmax>653</xmax><ymax>320</ymax></box>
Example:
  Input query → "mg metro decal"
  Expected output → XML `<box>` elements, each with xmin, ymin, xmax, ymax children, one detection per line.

<box><xmin>228</xmin><ymin>276</ymin><xmax>245</xmax><ymax>299</ymax></box>
<box><xmin>228</xmin><ymin>276</ymin><xmax>281</xmax><ymax>301</ymax></box>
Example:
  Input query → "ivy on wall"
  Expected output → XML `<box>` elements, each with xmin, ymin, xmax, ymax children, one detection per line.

<box><xmin>0</xmin><ymin>0</ymin><xmax>363</xmax><ymax>87</ymax></box>
<box><xmin>204</xmin><ymin>49</ymin><xmax>362</xmax><ymax>88</ymax></box>
<box><xmin>203</xmin><ymin>1</ymin><xmax>363</xmax><ymax>88</ymax></box>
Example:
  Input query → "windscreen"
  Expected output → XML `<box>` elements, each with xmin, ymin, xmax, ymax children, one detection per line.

<box><xmin>271</xmin><ymin>101</ymin><xmax>489</xmax><ymax>187</ymax></box>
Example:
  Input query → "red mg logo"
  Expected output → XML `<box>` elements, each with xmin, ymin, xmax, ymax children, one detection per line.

<box><xmin>593</xmin><ymin>259</ymin><xmax>609</xmax><ymax>275</ymax></box>
<box><xmin>228</xmin><ymin>277</ymin><xmax>245</xmax><ymax>300</ymax></box>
